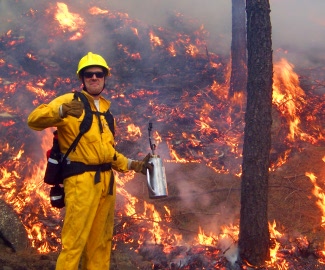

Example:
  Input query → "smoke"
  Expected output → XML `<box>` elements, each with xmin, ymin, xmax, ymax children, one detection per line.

<box><xmin>105</xmin><ymin>0</ymin><xmax>325</xmax><ymax>68</ymax></box>
<box><xmin>218</xmin><ymin>238</ymin><xmax>238</xmax><ymax>265</ymax></box>
<box><xmin>174</xmin><ymin>169</ymin><xmax>212</xmax><ymax>209</ymax></box>
<box><xmin>271</xmin><ymin>0</ymin><xmax>325</xmax><ymax>67</ymax></box>
<box><xmin>1</xmin><ymin>0</ymin><xmax>324</xmax><ymax>67</ymax></box>
<box><xmin>106</xmin><ymin>0</ymin><xmax>231</xmax><ymax>54</ymax></box>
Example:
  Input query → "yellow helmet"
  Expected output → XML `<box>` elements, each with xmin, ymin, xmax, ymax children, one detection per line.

<box><xmin>77</xmin><ymin>52</ymin><xmax>110</xmax><ymax>76</ymax></box>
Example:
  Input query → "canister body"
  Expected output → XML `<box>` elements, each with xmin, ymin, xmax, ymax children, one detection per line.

<box><xmin>146</xmin><ymin>155</ymin><xmax>168</xmax><ymax>199</ymax></box>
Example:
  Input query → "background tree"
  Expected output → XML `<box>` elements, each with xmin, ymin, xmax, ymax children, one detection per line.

<box><xmin>229</xmin><ymin>0</ymin><xmax>247</xmax><ymax>98</ymax></box>
<box><xmin>238</xmin><ymin>0</ymin><xmax>273</xmax><ymax>267</ymax></box>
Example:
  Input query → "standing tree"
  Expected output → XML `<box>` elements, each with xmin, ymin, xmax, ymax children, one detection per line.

<box><xmin>238</xmin><ymin>0</ymin><xmax>273</xmax><ymax>267</ymax></box>
<box><xmin>229</xmin><ymin>0</ymin><xmax>247</xmax><ymax>98</ymax></box>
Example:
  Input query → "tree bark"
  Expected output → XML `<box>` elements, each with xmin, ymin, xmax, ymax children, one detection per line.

<box><xmin>238</xmin><ymin>0</ymin><xmax>273</xmax><ymax>267</ymax></box>
<box><xmin>229</xmin><ymin>0</ymin><xmax>247</xmax><ymax>98</ymax></box>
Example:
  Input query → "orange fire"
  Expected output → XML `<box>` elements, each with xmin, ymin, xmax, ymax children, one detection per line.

<box><xmin>273</xmin><ymin>58</ymin><xmax>306</xmax><ymax>142</ymax></box>
<box><xmin>306</xmin><ymin>171</ymin><xmax>325</xmax><ymax>227</ymax></box>
<box><xmin>149</xmin><ymin>30</ymin><xmax>163</xmax><ymax>48</ymax></box>
<box><xmin>88</xmin><ymin>7</ymin><xmax>109</xmax><ymax>15</ymax></box>
<box><xmin>54</xmin><ymin>2</ymin><xmax>85</xmax><ymax>40</ymax></box>
<box><xmin>126</xmin><ymin>123</ymin><xmax>142</xmax><ymax>138</ymax></box>
<box><xmin>168</xmin><ymin>43</ymin><xmax>177</xmax><ymax>57</ymax></box>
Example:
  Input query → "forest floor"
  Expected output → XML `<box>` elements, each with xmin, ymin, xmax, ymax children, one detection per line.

<box><xmin>1</xmin><ymin>144</ymin><xmax>325</xmax><ymax>269</ymax></box>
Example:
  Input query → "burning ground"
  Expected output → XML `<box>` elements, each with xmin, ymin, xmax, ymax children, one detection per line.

<box><xmin>1</xmin><ymin>1</ymin><xmax>325</xmax><ymax>269</ymax></box>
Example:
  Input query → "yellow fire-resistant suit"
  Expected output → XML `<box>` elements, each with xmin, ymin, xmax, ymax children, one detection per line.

<box><xmin>27</xmin><ymin>90</ymin><xmax>129</xmax><ymax>270</ymax></box>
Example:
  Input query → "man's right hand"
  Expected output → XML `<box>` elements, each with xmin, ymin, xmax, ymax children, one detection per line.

<box><xmin>61</xmin><ymin>99</ymin><xmax>84</xmax><ymax>118</ymax></box>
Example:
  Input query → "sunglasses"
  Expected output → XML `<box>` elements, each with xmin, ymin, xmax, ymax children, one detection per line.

<box><xmin>83</xmin><ymin>71</ymin><xmax>105</xmax><ymax>78</ymax></box>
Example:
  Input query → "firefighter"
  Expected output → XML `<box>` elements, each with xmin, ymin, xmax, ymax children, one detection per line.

<box><xmin>27</xmin><ymin>52</ymin><xmax>150</xmax><ymax>270</ymax></box>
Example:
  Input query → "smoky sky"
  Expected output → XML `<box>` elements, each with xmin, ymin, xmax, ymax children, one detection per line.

<box><xmin>0</xmin><ymin>0</ymin><xmax>324</xmax><ymax>67</ymax></box>
<box><xmin>115</xmin><ymin>0</ymin><xmax>325</xmax><ymax>66</ymax></box>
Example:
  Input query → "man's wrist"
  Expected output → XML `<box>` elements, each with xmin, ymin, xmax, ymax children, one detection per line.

<box><xmin>127</xmin><ymin>158</ymin><xmax>134</xmax><ymax>170</ymax></box>
<box><xmin>59</xmin><ymin>105</ymin><xmax>64</xmax><ymax>118</ymax></box>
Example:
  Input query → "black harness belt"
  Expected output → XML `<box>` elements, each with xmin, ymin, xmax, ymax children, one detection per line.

<box><xmin>62</xmin><ymin>161</ymin><xmax>114</xmax><ymax>195</ymax></box>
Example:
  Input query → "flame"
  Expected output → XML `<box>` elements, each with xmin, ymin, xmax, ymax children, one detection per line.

<box><xmin>268</xmin><ymin>220</ymin><xmax>282</xmax><ymax>263</ymax></box>
<box><xmin>114</xmin><ymin>172</ymin><xmax>182</xmax><ymax>251</ymax></box>
<box><xmin>265</xmin><ymin>220</ymin><xmax>290</xmax><ymax>269</ymax></box>
<box><xmin>149</xmin><ymin>30</ymin><xmax>163</xmax><ymax>47</ymax></box>
<box><xmin>1</xmin><ymin>120</ymin><xmax>15</xmax><ymax>127</ymax></box>
<box><xmin>0</xmin><ymin>128</ymin><xmax>61</xmax><ymax>253</ymax></box>
<box><xmin>185</xmin><ymin>44</ymin><xmax>199</xmax><ymax>56</ymax></box>
<box><xmin>197</xmin><ymin>226</ymin><xmax>218</xmax><ymax>246</ymax></box>
<box><xmin>88</xmin><ymin>6</ymin><xmax>109</xmax><ymax>15</ymax></box>
<box><xmin>126</xmin><ymin>123</ymin><xmax>142</xmax><ymax>138</ymax></box>
<box><xmin>115</xmin><ymin>173</ymin><xmax>142</xmax><ymax>218</ymax></box>
<box><xmin>131</xmin><ymin>27</ymin><xmax>139</xmax><ymax>36</ymax></box>
<box><xmin>168</xmin><ymin>42</ymin><xmax>177</xmax><ymax>57</ymax></box>
<box><xmin>153</xmin><ymin>131</ymin><xmax>162</xmax><ymax>148</ymax></box>
<box><xmin>273</xmin><ymin>58</ymin><xmax>306</xmax><ymax>141</ymax></box>
<box><xmin>26</xmin><ymin>82</ymin><xmax>53</xmax><ymax>98</ymax></box>
<box><xmin>306</xmin><ymin>171</ymin><xmax>325</xmax><ymax>227</ymax></box>
<box><xmin>210</xmin><ymin>80</ymin><xmax>229</xmax><ymax>99</ymax></box>
<box><xmin>54</xmin><ymin>2</ymin><xmax>85</xmax><ymax>39</ymax></box>
<box><xmin>26</xmin><ymin>53</ymin><xmax>37</xmax><ymax>60</ymax></box>
<box><xmin>196</xmin><ymin>224</ymin><xmax>240</xmax><ymax>249</ymax></box>
<box><xmin>270</xmin><ymin>149</ymin><xmax>291</xmax><ymax>171</ymax></box>
<box><xmin>130</xmin><ymin>52</ymin><xmax>141</xmax><ymax>60</ymax></box>
<box><xmin>143</xmin><ymin>202</ymin><xmax>163</xmax><ymax>244</ymax></box>
<box><xmin>166</xmin><ymin>143</ymin><xmax>191</xmax><ymax>163</ymax></box>
<box><xmin>144</xmin><ymin>201</ymin><xmax>183</xmax><ymax>249</ymax></box>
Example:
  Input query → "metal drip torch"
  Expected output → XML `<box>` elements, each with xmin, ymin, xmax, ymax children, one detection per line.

<box><xmin>146</xmin><ymin>122</ymin><xmax>168</xmax><ymax>199</ymax></box>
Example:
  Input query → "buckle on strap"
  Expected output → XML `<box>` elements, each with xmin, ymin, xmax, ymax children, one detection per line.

<box><xmin>84</xmin><ymin>163</ymin><xmax>112</xmax><ymax>184</ymax></box>
<box><xmin>62</xmin><ymin>161</ymin><xmax>115</xmax><ymax>194</ymax></box>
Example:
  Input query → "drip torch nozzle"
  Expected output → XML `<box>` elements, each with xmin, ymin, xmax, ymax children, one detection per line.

<box><xmin>148</xmin><ymin>122</ymin><xmax>156</xmax><ymax>155</ymax></box>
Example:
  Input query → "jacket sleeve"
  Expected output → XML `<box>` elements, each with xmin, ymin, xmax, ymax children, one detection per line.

<box><xmin>111</xmin><ymin>151</ymin><xmax>130</xmax><ymax>173</ymax></box>
<box><xmin>27</xmin><ymin>94</ymin><xmax>74</xmax><ymax>130</ymax></box>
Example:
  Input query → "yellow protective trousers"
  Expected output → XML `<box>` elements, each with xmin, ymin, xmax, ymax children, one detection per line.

<box><xmin>55</xmin><ymin>170</ymin><xmax>116</xmax><ymax>270</ymax></box>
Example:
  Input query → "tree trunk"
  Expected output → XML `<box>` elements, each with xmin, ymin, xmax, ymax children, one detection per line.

<box><xmin>238</xmin><ymin>0</ymin><xmax>273</xmax><ymax>267</ymax></box>
<box><xmin>229</xmin><ymin>0</ymin><xmax>247</xmax><ymax>98</ymax></box>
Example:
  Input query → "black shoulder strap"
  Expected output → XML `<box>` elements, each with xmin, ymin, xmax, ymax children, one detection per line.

<box><xmin>74</xmin><ymin>92</ymin><xmax>93</xmax><ymax>135</ymax></box>
<box><xmin>60</xmin><ymin>92</ymin><xmax>92</xmax><ymax>161</ymax></box>
<box><xmin>98</xmin><ymin>110</ymin><xmax>115</xmax><ymax>137</ymax></box>
<box><xmin>62</xmin><ymin>92</ymin><xmax>115</xmax><ymax>160</ymax></box>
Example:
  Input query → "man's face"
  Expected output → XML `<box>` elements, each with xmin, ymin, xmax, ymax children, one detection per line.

<box><xmin>82</xmin><ymin>66</ymin><xmax>105</xmax><ymax>98</ymax></box>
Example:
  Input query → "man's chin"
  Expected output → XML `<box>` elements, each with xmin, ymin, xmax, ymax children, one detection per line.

<box><xmin>87</xmin><ymin>88</ymin><xmax>102</xmax><ymax>95</ymax></box>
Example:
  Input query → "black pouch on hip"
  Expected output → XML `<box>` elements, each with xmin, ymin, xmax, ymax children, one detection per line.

<box><xmin>44</xmin><ymin>131</ymin><xmax>63</xmax><ymax>185</ymax></box>
<box><xmin>50</xmin><ymin>184</ymin><xmax>65</xmax><ymax>208</ymax></box>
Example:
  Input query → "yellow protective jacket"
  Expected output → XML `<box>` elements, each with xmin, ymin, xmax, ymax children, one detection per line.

<box><xmin>27</xmin><ymin>90</ymin><xmax>129</xmax><ymax>172</ymax></box>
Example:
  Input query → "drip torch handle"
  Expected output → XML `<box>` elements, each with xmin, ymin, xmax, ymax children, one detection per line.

<box><xmin>148</xmin><ymin>122</ymin><xmax>156</xmax><ymax>155</ymax></box>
